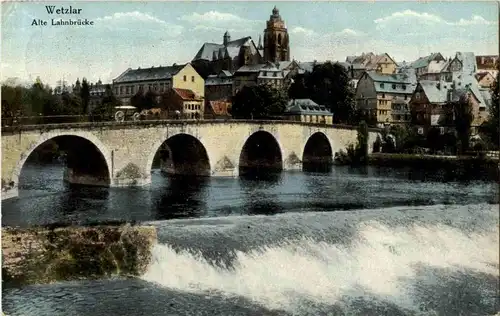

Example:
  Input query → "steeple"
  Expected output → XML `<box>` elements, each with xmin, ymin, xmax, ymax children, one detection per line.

<box><xmin>263</xmin><ymin>6</ymin><xmax>290</xmax><ymax>62</ymax></box>
<box><xmin>258</xmin><ymin>35</ymin><xmax>263</xmax><ymax>50</ymax></box>
<box><xmin>223</xmin><ymin>30</ymin><xmax>231</xmax><ymax>46</ymax></box>
<box><xmin>272</xmin><ymin>6</ymin><xmax>279</xmax><ymax>16</ymax></box>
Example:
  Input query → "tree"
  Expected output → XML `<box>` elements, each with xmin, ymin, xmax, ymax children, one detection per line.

<box><xmin>30</xmin><ymin>77</ymin><xmax>63</xmax><ymax>116</ymax></box>
<box><xmin>306</xmin><ymin>62</ymin><xmax>356</xmax><ymax>124</ymax></box>
<box><xmin>288</xmin><ymin>74</ymin><xmax>309</xmax><ymax>99</ymax></box>
<box><xmin>356</xmin><ymin>120</ymin><xmax>369</xmax><ymax>164</ymax></box>
<box><xmin>91</xmin><ymin>84</ymin><xmax>120</xmax><ymax>120</ymax></box>
<box><xmin>482</xmin><ymin>62</ymin><xmax>499</xmax><ymax>148</ymax></box>
<box><xmin>451</xmin><ymin>94</ymin><xmax>473</xmax><ymax>154</ymax></box>
<box><xmin>80</xmin><ymin>78</ymin><xmax>90</xmax><ymax>114</ymax></box>
<box><xmin>231</xmin><ymin>84</ymin><xmax>287</xmax><ymax>119</ymax></box>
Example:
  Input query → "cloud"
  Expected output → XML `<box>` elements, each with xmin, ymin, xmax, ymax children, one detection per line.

<box><xmin>374</xmin><ymin>9</ymin><xmax>496</xmax><ymax>27</ymax></box>
<box><xmin>96</xmin><ymin>11</ymin><xmax>184</xmax><ymax>36</ymax></box>
<box><xmin>290</xmin><ymin>26</ymin><xmax>316</xmax><ymax>37</ymax></box>
<box><xmin>374</xmin><ymin>10</ymin><xmax>443</xmax><ymax>25</ymax></box>
<box><xmin>455</xmin><ymin>15</ymin><xmax>496</xmax><ymax>26</ymax></box>
<box><xmin>179</xmin><ymin>10</ymin><xmax>260</xmax><ymax>32</ymax></box>
<box><xmin>335</xmin><ymin>28</ymin><xmax>365</xmax><ymax>37</ymax></box>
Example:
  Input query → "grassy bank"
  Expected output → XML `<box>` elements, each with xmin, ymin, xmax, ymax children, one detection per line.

<box><xmin>2</xmin><ymin>224</ymin><xmax>157</xmax><ymax>287</ymax></box>
<box><xmin>368</xmin><ymin>153</ymin><xmax>499</xmax><ymax>181</ymax></box>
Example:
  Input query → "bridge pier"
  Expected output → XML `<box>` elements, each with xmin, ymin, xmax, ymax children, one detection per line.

<box><xmin>1</xmin><ymin>186</ymin><xmax>18</xmax><ymax>201</ymax></box>
<box><xmin>64</xmin><ymin>168</ymin><xmax>110</xmax><ymax>187</ymax></box>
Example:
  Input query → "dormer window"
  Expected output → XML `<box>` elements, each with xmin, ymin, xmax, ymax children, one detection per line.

<box><xmin>402</xmin><ymin>85</ymin><xmax>406</xmax><ymax>90</ymax></box>
<box><xmin>380</xmin><ymin>83</ymin><xmax>385</xmax><ymax>88</ymax></box>
<box><xmin>392</xmin><ymin>84</ymin><xmax>396</xmax><ymax>89</ymax></box>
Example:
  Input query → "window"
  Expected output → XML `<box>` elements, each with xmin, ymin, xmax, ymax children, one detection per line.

<box><xmin>380</xmin><ymin>83</ymin><xmax>385</xmax><ymax>88</ymax></box>
<box><xmin>191</xmin><ymin>76</ymin><xmax>195</xmax><ymax>82</ymax></box>
<box><xmin>115</xmin><ymin>87</ymin><xmax>119</xmax><ymax>95</ymax></box>
<box><xmin>183</xmin><ymin>75</ymin><xmax>187</xmax><ymax>82</ymax></box>
<box><xmin>402</xmin><ymin>85</ymin><xmax>406</xmax><ymax>90</ymax></box>
<box><xmin>392</xmin><ymin>84</ymin><xmax>396</xmax><ymax>89</ymax></box>
<box><xmin>382</xmin><ymin>93</ymin><xmax>385</xmax><ymax>98</ymax></box>
<box><xmin>404</xmin><ymin>95</ymin><xmax>408</xmax><ymax>100</ymax></box>
<box><xmin>120</xmin><ymin>86</ymin><xmax>124</xmax><ymax>94</ymax></box>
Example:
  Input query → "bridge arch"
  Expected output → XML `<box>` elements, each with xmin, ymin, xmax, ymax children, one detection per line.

<box><xmin>147</xmin><ymin>133</ymin><xmax>211</xmax><ymax>177</ymax></box>
<box><xmin>239</xmin><ymin>130</ymin><xmax>284</xmax><ymax>175</ymax></box>
<box><xmin>302</xmin><ymin>132</ymin><xmax>333</xmax><ymax>171</ymax></box>
<box><xmin>12</xmin><ymin>131</ymin><xmax>112</xmax><ymax>190</ymax></box>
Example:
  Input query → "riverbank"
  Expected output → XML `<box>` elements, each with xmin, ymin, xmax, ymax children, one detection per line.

<box><xmin>2</xmin><ymin>223</ymin><xmax>157</xmax><ymax>287</ymax></box>
<box><xmin>367</xmin><ymin>153</ymin><xmax>499</xmax><ymax>181</ymax></box>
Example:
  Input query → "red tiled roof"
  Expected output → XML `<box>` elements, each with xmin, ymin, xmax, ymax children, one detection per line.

<box><xmin>208</xmin><ymin>100</ymin><xmax>231</xmax><ymax>116</ymax></box>
<box><xmin>173</xmin><ymin>88</ymin><xmax>202</xmax><ymax>100</ymax></box>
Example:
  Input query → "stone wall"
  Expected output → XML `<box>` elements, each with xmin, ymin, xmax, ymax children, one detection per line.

<box><xmin>2</xmin><ymin>224</ymin><xmax>157</xmax><ymax>286</ymax></box>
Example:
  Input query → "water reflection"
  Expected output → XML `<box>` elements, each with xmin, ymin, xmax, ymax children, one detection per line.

<box><xmin>3</xmin><ymin>163</ymin><xmax>498</xmax><ymax>228</ymax></box>
<box><xmin>239</xmin><ymin>171</ymin><xmax>284</xmax><ymax>215</ymax></box>
<box><xmin>151</xmin><ymin>172</ymin><xmax>209</xmax><ymax>220</ymax></box>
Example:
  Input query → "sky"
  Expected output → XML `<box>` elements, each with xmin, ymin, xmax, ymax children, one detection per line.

<box><xmin>1</xmin><ymin>1</ymin><xmax>498</xmax><ymax>87</ymax></box>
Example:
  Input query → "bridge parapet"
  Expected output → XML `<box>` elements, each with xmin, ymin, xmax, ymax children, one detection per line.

<box><xmin>1</xmin><ymin>119</ymin><xmax>381</xmax><ymax>134</ymax></box>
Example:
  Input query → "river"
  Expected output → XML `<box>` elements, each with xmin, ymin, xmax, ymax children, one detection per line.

<box><xmin>2</xmin><ymin>163</ymin><xmax>499</xmax><ymax>316</ymax></box>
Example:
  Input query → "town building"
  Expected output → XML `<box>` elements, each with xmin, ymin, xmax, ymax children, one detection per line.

<box><xmin>112</xmin><ymin>63</ymin><xmax>204</xmax><ymax>105</ymax></box>
<box><xmin>284</xmin><ymin>99</ymin><xmax>333</xmax><ymax>124</ymax></box>
<box><xmin>191</xmin><ymin>6</ymin><xmax>290</xmax><ymax>75</ymax></box>
<box><xmin>355</xmin><ymin>71</ymin><xmax>417</xmax><ymax>127</ymax></box>
<box><xmin>88</xmin><ymin>80</ymin><xmax>107</xmax><ymax>112</ymax></box>
<box><xmin>345</xmin><ymin>52</ymin><xmax>398</xmax><ymax>79</ymax></box>
<box><xmin>205</xmin><ymin>70</ymin><xmax>233</xmax><ymax>104</ymax></box>
<box><xmin>162</xmin><ymin>88</ymin><xmax>204</xmax><ymax>119</ymax></box>
<box><xmin>410</xmin><ymin>53</ymin><xmax>448</xmax><ymax>79</ymax></box>
<box><xmin>476</xmin><ymin>55</ymin><xmax>498</xmax><ymax>77</ymax></box>
<box><xmin>475</xmin><ymin>72</ymin><xmax>496</xmax><ymax>89</ymax></box>
<box><xmin>232</xmin><ymin>62</ymin><xmax>285</xmax><ymax>95</ymax></box>
<box><xmin>410</xmin><ymin>75</ymin><xmax>489</xmax><ymax>134</ymax></box>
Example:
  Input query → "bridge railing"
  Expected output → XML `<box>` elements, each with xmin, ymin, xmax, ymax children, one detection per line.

<box><xmin>1</xmin><ymin>115</ymin><xmax>104</xmax><ymax>127</ymax></box>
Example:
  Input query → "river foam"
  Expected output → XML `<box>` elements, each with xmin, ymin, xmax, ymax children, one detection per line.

<box><xmin>142</xmin><ymin>205</ymin><xmax>499</xmax><ymax>314</ymax></box>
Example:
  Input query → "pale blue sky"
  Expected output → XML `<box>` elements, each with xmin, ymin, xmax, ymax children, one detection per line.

<box><xmin>1</xmin><ymin>1</ymin><xmax>498</xmax><ymax>86</ymax></box>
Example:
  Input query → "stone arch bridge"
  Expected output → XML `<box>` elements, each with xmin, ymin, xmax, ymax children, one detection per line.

<box><xmin>1</xmin><ymin>120</ymin><xmax>378</xmax><ymax>200</ymax></box>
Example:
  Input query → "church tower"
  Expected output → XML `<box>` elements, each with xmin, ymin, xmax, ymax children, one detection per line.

<box><xmin>263</xmin><ymin>6</ymin><xmax>290</xmax><ymax>63</ymax></box>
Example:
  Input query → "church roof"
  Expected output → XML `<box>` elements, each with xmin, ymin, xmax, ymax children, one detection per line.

<box><xmin>113</xmin><ymin>64</ymin><xmax>185</xmax><ymax>83</ymax></box>
<box><xmin>193</xmin><ymin>36</ymin><xmax>259</xmax><ymax>61</ymax></box>
<box><xmin>193</xmin><ymin>43</ymin><xmax>224</xmax><ymax>61</ymax></box>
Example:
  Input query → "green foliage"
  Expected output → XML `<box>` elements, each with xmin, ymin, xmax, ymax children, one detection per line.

<box><xmin>451</xmin><ymin>95</ymin><xmax>474</xmax><ymax>154</ymax></box>
<box><xmin>356</xmin><ymin>120</ymin><xmax>369</xmax><ymax>163</ymax></box>
<box><xmin>131</xmin><ymin>88</ymin><xmax>157</xmax><ymax>111</ymax></box>
<box><xmin>80</xmin><ymin>78</ymin><xmax>90</xmax><ymax>114</ymax></box>
<box><xmin>1</xmin><ymin>76</ymin><xmax>86</xmax><ymax>118</ymax></box>
<box><xmin>1</xmin><ymin>85</ymin><xmax>31</xmax><ymax>117</ymax></box>
<box><xmin>289</xmin><ymin>62</ymin><xmax>356</xmax><ymax>124</ymax></box>
<box><xmin>482</xmin><ymin>62</ymin><xmax>499</xmax><ymax>148</ymax></box>
<box><xmin>232</xmin><ymin>84</ymin><xmax>288</xmax><ymax>119</ymax></box>
<box><xmin>91</xmin><ymin>84</ymin><xmax>121</xmax><ymax>121</ymax></box>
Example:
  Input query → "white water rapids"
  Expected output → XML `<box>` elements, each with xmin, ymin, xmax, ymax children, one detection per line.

<box><xmin>141</xmin><ymin>204</ymin><xmax>499</xmax><ymax>314</ymax></box>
